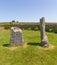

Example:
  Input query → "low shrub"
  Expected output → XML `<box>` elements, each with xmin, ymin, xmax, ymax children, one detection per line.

<box><xmin>27</xmin><ymin>27</ymin><xmax>32</xmax><ymax>30</ymax></box>
<box><xmin>22</xmin><ymin>28</ymin><xmax>24</xmax><ymax>30</ymax></box>
<box><xmin>48</xmin><ymin>29</ymin><xmax>53</xmax><ymax>32</ymax></box>
<box><xmin>34</xmin><ymin>27</ymin><xmax>39</xmax><ymax>31</ymax></box>
<box><xmin>54</xmin><ymin>29</ymin><xmax>57</xmax><ymax>33</ymax></box>
<box><xmin>4</xmin><ymin>25</ymin><xmax>10</xmax><ymax>29</ymax></box>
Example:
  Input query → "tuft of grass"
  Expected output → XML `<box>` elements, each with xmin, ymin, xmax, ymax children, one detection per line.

<box><xmin>0</xmin><ymin>30</ymin><xmax>57</xmax><ymax>65</ymax></box>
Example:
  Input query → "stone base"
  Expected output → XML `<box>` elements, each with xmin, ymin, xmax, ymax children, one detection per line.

<box><xmin>10</xmin><ymin>42</ymin><xmax>23</xmax><ymax>46</ymax></box>
<box><xmin>41</xmin><ymin>42</ymin><xmax>48</xmax><ymax>47</ymax></box>
<box><xmin>41</xmin><ymin>44</ymin><xmax>48</xmax><ymax>47</ymax></box>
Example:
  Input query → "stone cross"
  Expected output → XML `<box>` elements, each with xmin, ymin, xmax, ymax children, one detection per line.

<box><xmin>40</xmin><ymin>17</ymin><xmax>48</xmax><ymax>47</ymax></box>
<box><xmin>10</xmin><ymin>27</ymin><xmax>23</xmax><ymax>46</ymax></box>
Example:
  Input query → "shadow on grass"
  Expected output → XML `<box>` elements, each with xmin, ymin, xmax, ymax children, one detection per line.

<box><xmin>3</xmin><ymin>43</ymin><xmax>10</xmax><ymax>47</ymax></box>
<box><xmin>27</xmin><ymin>42</ymin><xmax>41</xmax><ymax>46</ymax></box>
<box><xmin>3</xmin><ymin>43</ymin><xmax>42</xmax><ymax>47</ymax></box>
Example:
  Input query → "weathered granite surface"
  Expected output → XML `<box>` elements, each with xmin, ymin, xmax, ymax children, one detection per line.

<box><xmin>40</xmin><ymin>17</ymin><xmax>48</xmax><ymax>46</ymax></box>
<box><xmin>10</xmin><ymin>27</ymin><xmax>23</xmax><ymax>46</ymax></box>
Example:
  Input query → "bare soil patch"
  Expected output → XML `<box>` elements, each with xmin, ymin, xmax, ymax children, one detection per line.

<box><xmin>5</xmin><ymin>42</ymin><xmax>28</xmax><ymax>51</ymax></box>
<box><xmin>7</xmin><ymin>46</ymin><xmax>18</xmax><ymax>51</ymax></box>
<box><xmin>38</xmin><ymin>44</ymin><xmax>55</xmax><ymax>50</ymax></box>
<box><xmin>23</xmin><ymin>42</ymin><xmax>28</xmax><ymax>48</ymax></box>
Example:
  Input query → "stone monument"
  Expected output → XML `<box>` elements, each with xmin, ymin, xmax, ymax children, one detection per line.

<box><xmin>40</xmin><ymin>17</ymin><xmax>48</xmax><ymax>47</ymax></box>
<box><xmin>10</xmin><ymin>27</ymin><xmax>23</xmax><ymax>46</ymax></box>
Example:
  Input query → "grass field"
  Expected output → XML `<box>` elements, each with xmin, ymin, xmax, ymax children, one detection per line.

<box><xmin>0</xmin><ymin>30</ymin><xmax>57</xmax><ymax>65</ymax></box>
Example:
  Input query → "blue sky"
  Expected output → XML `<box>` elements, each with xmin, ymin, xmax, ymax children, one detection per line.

<box><xmin>0</xmin><ymin>0</ymin><xmax>57</xmax><ymax>22</ymax></box>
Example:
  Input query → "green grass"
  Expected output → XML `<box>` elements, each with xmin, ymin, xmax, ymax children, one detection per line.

<box><xmin>0</xmin><ymin>30</ymin><xmax>57</xmax><ymax>65</ymax></box>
